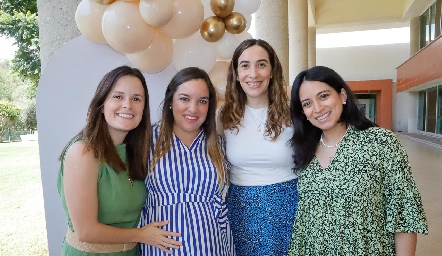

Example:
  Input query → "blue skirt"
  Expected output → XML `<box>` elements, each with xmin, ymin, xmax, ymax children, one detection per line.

<box><xmin>226</xmin><ymin>178</ymin><xmax>299</xmax><ymax>256</ymax></box>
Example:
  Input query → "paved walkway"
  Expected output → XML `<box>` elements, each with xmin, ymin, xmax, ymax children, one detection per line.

<box><xmin>396</xmin><ymin>134</ymin><xmax>442</xmax><ymax>256</ymax></box>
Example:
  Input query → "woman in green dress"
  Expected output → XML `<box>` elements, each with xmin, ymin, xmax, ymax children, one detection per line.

<box><xmin>288</xmin><ymin>66</ymin><xmax>428</xmax><ymax>255</ymax></box>
<box><xmin>57</xmin><ymin>66</ymin><xmax>181</xmax><ymax>255</ymax></box>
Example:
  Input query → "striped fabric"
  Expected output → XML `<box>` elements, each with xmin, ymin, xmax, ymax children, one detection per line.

<box><xmin>139</xmin><ymin>124</ymin><xmax>235</xmax><ymax>256</ymax></box>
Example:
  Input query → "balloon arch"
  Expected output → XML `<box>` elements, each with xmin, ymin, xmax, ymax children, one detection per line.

<box><xmin>75</xmin><ymin>0</ymin><xmax>262</xmax><ymax>100</ymax></box>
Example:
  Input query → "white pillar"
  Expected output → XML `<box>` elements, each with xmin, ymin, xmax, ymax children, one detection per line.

<box><xmin>308</xmin><ymin>27</ymin><xmax>316</xmax><ymax>68</ymax></box>
<box><xmin>288</xmin><ymin>0</ymin><xmax>308</xmax><ymax>84</ymax></box>
<box><xmin>254</xmin><ymin>0</ymin><xmax>289</xmax><ymax>85</ymax></box>
<box><xmin>408</xmin><ymin>91</ymin><xmax>419</xmax><ymax>133</ymax></box>
<box><xmin>409</xmin><ymin>17</ymin><xmax>420</xmax><ymax>56</ymax></box>
<box><xmin>37</xmin><ymin>0</ymin><xmax>81</xmax><ymax>71</ymax></box>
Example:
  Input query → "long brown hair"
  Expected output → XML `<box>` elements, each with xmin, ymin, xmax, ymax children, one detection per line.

<box><xmin>60</xmin><ymin>66</ymin><xmax>151</xmax><ymax>180</ymax></box>
<box><xmin>152</xmin><ymin>67</ymin><xmax>227</xmax><ymax>185</ymax></box>
<box><xmin>220</xmin><ymin>39</ymin><xmax>290</xmax><ymax>140</ymax></box>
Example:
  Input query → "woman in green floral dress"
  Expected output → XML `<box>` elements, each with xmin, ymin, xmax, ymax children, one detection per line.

<box><xmin>288</xmin><ymin>66</ymin><xmax>428</xmax><ymax>255</ymax></box>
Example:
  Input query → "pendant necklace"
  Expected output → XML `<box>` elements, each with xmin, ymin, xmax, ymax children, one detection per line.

<box><xmin>246</xmin><ymin>106</ymin><xmax>267</xmax><ymax>132</ymax></box>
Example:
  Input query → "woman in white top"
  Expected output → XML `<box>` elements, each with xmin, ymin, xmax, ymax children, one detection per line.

<box><xmin>217</xmin><ymin>39</ymin><xmax>298</xmax><ymax>256</ymax></box>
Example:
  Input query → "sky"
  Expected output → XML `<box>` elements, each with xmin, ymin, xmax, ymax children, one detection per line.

<box><xmin>0</xmin><ymin>36</ymin><xmax>17</xmax><ymax>60</ymax></box>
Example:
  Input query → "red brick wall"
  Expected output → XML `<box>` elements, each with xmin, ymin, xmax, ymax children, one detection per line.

<box><xmin>397</xmin><ymin>35</ymin><xmax>442</xmax><ymax>92</ymax></box>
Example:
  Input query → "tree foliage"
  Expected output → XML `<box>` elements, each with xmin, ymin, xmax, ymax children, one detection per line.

<box><xmin>0</xmin><ymin>60</ymin><xmax>37</xmax><ymax>131</ymax></box>
<box><xmin>0</xmin><ymin>100</ymin><xmax>21</xmax><ymax>141</ymax></box>
<box><xmin>0</xmin><ymin>0</ymin><xmax>40</xmax><ymax>92</ymax></box>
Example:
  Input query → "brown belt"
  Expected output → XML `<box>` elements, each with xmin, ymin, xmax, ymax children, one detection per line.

<box><xmin>65</xmin><ymin>229</ymin><xmax>137</xmax><ymax>253</ymax></box>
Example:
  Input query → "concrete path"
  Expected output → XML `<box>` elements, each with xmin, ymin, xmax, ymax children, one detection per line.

<box><xmin>397</xmin><ymin>134</ymin><xmax>442</xmax><ymax>256</ymax></box>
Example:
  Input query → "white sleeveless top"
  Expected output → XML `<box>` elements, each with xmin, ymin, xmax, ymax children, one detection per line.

<box><xmin>223</xmin><ymin>106</ymin><xmax>297</xmax><ymax>186</ymax></box>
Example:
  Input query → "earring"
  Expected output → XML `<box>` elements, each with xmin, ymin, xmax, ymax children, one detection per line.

<box><xmin>169</xmin><ymin>106</ymin><xmax>172</xmax><ymax>109</ymax></box>
<box><xmin>343</xmin><ymin>101</ymin><xmax>346</xmax><ymax>105</ymax></box>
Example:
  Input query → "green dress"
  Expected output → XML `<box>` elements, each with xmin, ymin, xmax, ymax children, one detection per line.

<box><xmin>288</xmin><ymin>125</ymin><xmax>428</xmax><ymax>256</ymax></box>
<box><xmin>57</xmin><ymin>137</ymin><xmax>147</xmax><ymax>255</ymax></box>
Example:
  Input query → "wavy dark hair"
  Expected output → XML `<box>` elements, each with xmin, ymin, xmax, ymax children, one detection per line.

<box><xmin>152</xmin><ymin>67</ymin><xmax>227</xmax><ymax>185</ymax></box>
<box><xmin>60</xmin><ymin>66</ymin><xmax>151</xmax><ymax>181</ymax></box>
<box><xmin>219</xmin><ymin>38</ymin><xmax>290</xmax><ymax>140</ymax></box>
<box><xmin>289</xmin><ymin>66</ymin><xmax>376</xmax><ymax>169</ymax></box>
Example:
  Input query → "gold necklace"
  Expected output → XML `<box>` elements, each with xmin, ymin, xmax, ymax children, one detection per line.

<box><xmin>246</xmin><ymin>106</ymin><xmax>267</xmax><ymax>132</ymax></box>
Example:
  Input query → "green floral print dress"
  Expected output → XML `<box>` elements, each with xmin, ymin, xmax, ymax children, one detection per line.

<box><xmin>288</xmin><ymin>125</ymin><xmax>428</xmax><ymax>256</ymax></box>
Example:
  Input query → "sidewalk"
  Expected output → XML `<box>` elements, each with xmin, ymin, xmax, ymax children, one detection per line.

<box><xmin>396</xmin><ymin>134</ymin><xmax>442</xmax><ymax>256</ymax></box>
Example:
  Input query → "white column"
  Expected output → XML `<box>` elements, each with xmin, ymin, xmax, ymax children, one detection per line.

<box><xmin>37</xmin><ymin>0</ymin><xmax>81</xmax><ymax>71</ymax></box>
<box><xmin>254</xmin><ymin>0</ymin><xmax>289</xmax><ymax>85</ymax></box>
<box><xmin>308</xmin><ymin>27</ymin><xmax>316</xmax><ymax>68</ymax></box>
<box><xmin>408</xmin><ymin>91</ymin><xmax>419</xmax><ymax>133</ymax></box>
<box><xmin>288</xmin><ymin>0</ymin><xmax>308</xmax><ymax>84</ymax></box>
<box><xmin>409</xmin><ymin>17</ymin><xmax>420</xmax><ymax>56</ymax></box>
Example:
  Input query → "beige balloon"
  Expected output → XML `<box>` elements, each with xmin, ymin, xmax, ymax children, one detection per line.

<box><xmin>208</xmin><ymin>60</ymin><xmax>230</xmax><ymax>100</ymax></box>
<box><xmin>95</xmin><ymin>0</ymin><xmax>116</xmax><ymax>4</ymax></box>
<box><xmin>102</xmin><ymin>1</ymin><xmax>155</xmax><ymax>53</ymax></box>
<box><xmin>75</xmin><ymin>0</ymin><xmax>108</xmax><ymax>44</ymax></box>
<box><xmin>139</xmin><ymin>0</ymin><xmax>173</xmax><ymax>27</ymax></box>
<box><xmin>223</xmin><ymin>12</ymin><xmax>246</xmax><ymax>34</ymax></box>
<box><xmin>200</xmin><ymin>16</ymin><xmax>225</xmax><ymax>43</ymax></box>
<box><xmin>210</xmin><ymin>0</ymin><xmax>234</xmax><ymax>18</ymax></box>
<box><xmin>126</xmin><ymin>30</ymin><xmax>174</xmax><ymax>73</ymax></box>
<box><xmin>160</xmin><ymin>0</ymin><xmax>204</xmax><ymax>39</ymax></box>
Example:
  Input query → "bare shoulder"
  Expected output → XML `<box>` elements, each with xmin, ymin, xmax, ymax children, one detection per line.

<box><xmin>64</xmin><ymin>140</ymin><xmax>99</xmax><ymax>171</ymax></box>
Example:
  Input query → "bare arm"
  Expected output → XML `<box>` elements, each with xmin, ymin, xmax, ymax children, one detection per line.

<box><xmin>394</xmin><ymin>232</ymin><xmax>417</xmax><ymax>256</ymax></box>
<box><xmin>63</xmin><ymin>141</ymin><xmax>181</xmax><ymax>253</ymax></box>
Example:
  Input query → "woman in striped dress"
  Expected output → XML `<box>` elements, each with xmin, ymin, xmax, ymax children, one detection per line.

<box><xmin>139</xmin><ymin>67</ymin><xmax>235</xmax><ymax>256</ymax></box>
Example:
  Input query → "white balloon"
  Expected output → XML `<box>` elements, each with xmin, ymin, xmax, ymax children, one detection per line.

<box><xmin>216</xmin><ymin>32</ymin><xmax>238</xmax><ymax>60</ymax></box>
<box><xmin>233</xmin><ymin>0</ymin><xmax>261</xmax><ymax>14</ymax></box>
<box><xmin>244</xmin><ymin>13</ymin><xmax>252</xmax><ymax>32</ymax></box>
<box><xmin>235</xmin><ymin>31</ymin><xmax>253</xmax><ymax>45</ymax></box>
<box><xmin>172</xmin><ymin>32</ymin><xmax>217</xmax><ymax>73</ymax></box>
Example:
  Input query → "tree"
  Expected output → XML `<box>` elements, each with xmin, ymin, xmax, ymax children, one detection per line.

<box><xmin>0</xmin><ymin>100</ymin><xmax>20</xmax><ymax>141</ymax></box>
<box><xmin>0</xmin><ymin>60</ymin><xmax>37</xmax><ymax>131</ymax></box>
<box><xmin>0</xmin><ymin>0</ymin><xmax>40</xmax><ymax>93</ymax></box>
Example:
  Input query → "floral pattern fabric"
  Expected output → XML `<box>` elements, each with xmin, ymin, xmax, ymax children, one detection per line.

<box><xmin>288</xmin><ymin>125</ymin><xmax>428</xmax><ymax>256</ymax></box>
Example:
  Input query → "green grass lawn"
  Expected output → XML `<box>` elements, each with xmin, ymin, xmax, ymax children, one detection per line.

<box><xmin>0</xmin><ymin>140</ymin><xmax>49</xmax><ymax>255</ymax></box>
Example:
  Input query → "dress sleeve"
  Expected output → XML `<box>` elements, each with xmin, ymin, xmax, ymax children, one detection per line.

<box><xmin>381</xmin><ymin>131</ymin><xmax>428</xmax><ymax>234</ymax></box>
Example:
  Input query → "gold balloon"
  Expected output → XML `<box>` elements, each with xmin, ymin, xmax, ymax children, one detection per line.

<box><xmin>95</xmin><ymin>0</ymin><xmax>115</xmax><ymax>4</ymax></box>
<box><xmin>223</xmin><ymin>12</ymin><xmax>246</xmax><ymax>34</ymax></box>
<box><xmin>200</xmin><ymin>16</ymin><xmax>226</xmax><ymax>42</ymax></box>
<box><xmin>210</xmin><ymin>0</ymin><xmax>235</xmax><ymax>18</ymax></box>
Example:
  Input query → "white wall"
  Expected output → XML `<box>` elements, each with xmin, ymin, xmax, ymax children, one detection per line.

<box><xmin>316</xmin><ymin>43</ymin><xmax>411</xmax><ymax>131</ymax></box>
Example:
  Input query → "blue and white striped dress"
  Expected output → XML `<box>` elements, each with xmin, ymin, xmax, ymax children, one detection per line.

<box><xmin>139</xmin><ymin>124</ymin><xmax>235</xmax><ymax>256</ymax></box>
